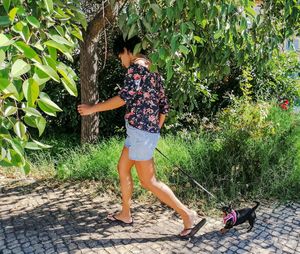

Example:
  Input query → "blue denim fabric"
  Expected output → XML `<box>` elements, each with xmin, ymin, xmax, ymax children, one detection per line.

<box><xmin>125</xmin><ymin>121</ymin><xmax>160</xmax><ymax>161</ymax></box>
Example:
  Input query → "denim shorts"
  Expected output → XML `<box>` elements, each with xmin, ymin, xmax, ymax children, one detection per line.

<box><xmin>125</xmin><ymin>121</ymin><xmax>160</xmax><ymax>161</ymax></box>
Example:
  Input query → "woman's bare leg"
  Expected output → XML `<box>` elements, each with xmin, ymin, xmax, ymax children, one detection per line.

<box><xmin>135</xmin><ymin>159</ymin><xmax>197</xmax><ymax>234</ymax></box>
<box><xmin>108</xmin><ymin>147</ymin><xmax>134</xmax><ymax>223</ymax></box>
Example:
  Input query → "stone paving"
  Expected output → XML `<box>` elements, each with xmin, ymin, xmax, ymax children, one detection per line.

<box><xmin>0</xmin><ymin>178</ymin><xmax>299</xmax><ymax>254</ymax></box>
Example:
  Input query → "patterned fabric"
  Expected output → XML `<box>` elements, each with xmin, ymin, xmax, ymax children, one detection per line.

<box><xmin>118</xmin><ymin>63</ymin><xmax>169</xmax><ymax>133</ymax></box>
<box><xmin>223</xmin><ymin>210</ymin><xmax>237</xmax><ymax>225</ymax></box>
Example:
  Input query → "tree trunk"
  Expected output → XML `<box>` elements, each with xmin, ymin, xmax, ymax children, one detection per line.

<box><xmin>80</xmin><ymin>3</ymin><xmax>115</xmax><ymax>144</ymax></box>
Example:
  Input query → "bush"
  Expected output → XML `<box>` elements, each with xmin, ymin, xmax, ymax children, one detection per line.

<box><xmin>12</xmin><ymin>97</ymin><xmax>298</xmax><ymax>204</ymax></box>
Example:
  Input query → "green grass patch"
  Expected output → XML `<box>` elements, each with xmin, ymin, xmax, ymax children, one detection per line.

<box><xmin>1</xmin><ymin>102</ymin><xmax>299</xmax><ymax>205</ymax></box>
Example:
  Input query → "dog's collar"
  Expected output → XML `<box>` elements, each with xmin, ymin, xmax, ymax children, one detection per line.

<box><xmin>223</xmin><ymin>210</ymin><xmax>237</xmax><ymax>225</ymax></box>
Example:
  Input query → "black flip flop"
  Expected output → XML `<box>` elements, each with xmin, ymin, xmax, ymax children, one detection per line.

<box><xmin>179</xmin><ymin>218</ymin><xmax>207</xmax><ymax>239</ymax></box>
<box><xmin>107</xmin><ymin>214</ymin><xmax>133</xmax><ymax>225</ymax></box>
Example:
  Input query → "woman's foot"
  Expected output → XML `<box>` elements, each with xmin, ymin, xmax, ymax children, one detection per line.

<box><xmin>180</xmin><ymin>210</ymin><xmax>198</xmax><ymax>237</ymax></box>
<box><xmin>107</xmin><ymin>212</ymin><xmax>133</xmax><ymax>224</ymax></box>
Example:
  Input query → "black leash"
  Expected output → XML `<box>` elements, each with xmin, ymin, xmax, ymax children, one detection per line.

<box><xmin>155</xmin><ymin>148</ymin><xmax>217</xmax><ymax>200</ymax></box>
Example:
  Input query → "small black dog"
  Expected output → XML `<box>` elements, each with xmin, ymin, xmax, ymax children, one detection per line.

<box><xmin>220</xmin><ymin>201</ymin><xmax>260</xmax><ymax>234</ymax></box>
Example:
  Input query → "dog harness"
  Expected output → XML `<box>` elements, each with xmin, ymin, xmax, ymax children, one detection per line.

<box><xmin>223</xmin><ymin>210</ymin><xmax>237</xmax><ymax>225</ymax></box>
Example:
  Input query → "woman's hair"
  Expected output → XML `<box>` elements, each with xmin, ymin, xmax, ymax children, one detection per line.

<box><xmin>113</xmin><ymin>34</ymin><xmax>143</xmax><ymax>56</ymax></box>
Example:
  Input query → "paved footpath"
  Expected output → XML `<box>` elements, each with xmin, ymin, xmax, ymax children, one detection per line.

<box><xmin>0</xmin><ymin>178</ymin><xmax>299</xmax><ymax>254</ymax></box>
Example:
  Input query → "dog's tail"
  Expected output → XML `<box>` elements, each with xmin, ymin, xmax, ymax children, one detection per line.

<box><xmin>252</xmin><ymin>201</ymin><xmax>260</xmax><ymax>211</ymax></box>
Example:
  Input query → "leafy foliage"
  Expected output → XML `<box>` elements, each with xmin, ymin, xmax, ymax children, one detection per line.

<box><xmin>253</xmin><ymin>51</ymin><xmax>300</xmax><ymax>101</ymax></box>
<box><xmin>120</xmin><ymin>0</ymin><xmax>300</xmax><ymax>110</ymax></box>
<box><xmin>0</xmin><ymin>0</ymin><xmax>86</xmax><ymax>172</ymax></box>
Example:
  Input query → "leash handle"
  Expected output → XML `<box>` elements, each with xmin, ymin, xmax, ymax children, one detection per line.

<box><xmin>155</xmin><ymin>148</ymin><xmax>217</xmax><ymax>200</ymax></box>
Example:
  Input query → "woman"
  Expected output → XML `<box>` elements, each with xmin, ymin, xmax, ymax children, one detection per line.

<box><xmin>77</xmin><ymin>35</ymin><xmax>205</xmax><ymax>238</ymax></box>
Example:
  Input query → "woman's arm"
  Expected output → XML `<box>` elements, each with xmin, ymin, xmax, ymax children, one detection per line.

<box><xmin>77</xmin><ymin>96</ymin><xmax>126</xmax><ymax>116</ymax></box>
<box><xmin>159</xmin><ymin>114</ymin><xmax>166</xmax><ymax>129</ymax></box>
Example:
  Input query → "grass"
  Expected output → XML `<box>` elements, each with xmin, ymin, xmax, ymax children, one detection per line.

<box><xmin>1</xmin><ymin>103</ymin><xmax>299</xmax><ymax>208</ymax></box>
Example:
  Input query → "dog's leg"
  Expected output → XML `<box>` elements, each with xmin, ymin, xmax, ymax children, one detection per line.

<box><xmin>247</xmin><ymin>217</ymin><xmax>255</xmax><ymax>232</ymax></box>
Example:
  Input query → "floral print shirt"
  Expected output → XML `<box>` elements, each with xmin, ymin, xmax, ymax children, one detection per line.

<box><xmin>118</xmin><ymin>63</ymin><xmax>169</xmax><ymax>133</ymax></box>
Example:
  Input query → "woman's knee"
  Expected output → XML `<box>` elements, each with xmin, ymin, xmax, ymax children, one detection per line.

<box><xmin>140</xmin><ymin>178</ymin><xmax>157</xmax><ymax>190</ymax></box>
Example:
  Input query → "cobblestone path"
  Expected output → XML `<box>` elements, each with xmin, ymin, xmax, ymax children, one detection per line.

<box><xmin>0</xmin><ymin>178</ymin><xmax>299</xmax><ymax>254</ymax></box>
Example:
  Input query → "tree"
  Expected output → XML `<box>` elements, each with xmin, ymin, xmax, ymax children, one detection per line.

<box><xmin>78</xmin><ymin>0</ymin><xmax>134</xmax><ymax>144</ymax></box>
<box><xmin>0</xmin><ymin>0</ymin><xmax>86</xmax><ymax>172</ymax></box>
<box><xmin>119</xmin><ymin>0</ymin><xmax>299</xmax><ymax>110</ymax></box>
<box><xmin>79</xmin><ymin>0</ymin><xmax>116</xmax><ymax>144</ymax></box>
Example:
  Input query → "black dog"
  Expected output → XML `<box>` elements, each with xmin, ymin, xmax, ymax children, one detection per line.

<box><xmin>220</xmin><ymin>201</ymin><xmax>260</xmax><ymax>234</ymax></box>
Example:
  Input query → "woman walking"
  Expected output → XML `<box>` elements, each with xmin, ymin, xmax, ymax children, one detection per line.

<box><xmin>77</xmin><ymin>35</ymin><xmax>205</xmax><ymax>238</ymax></box>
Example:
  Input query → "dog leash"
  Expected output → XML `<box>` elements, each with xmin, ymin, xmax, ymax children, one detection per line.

<box><xmin>155</xmin><ymin>148</ymin><xmax>217</xmax><ymax>200</ymax></box>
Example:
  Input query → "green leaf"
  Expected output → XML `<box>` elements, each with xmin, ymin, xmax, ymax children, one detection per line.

<box><xmin>1</xmin><ymin>147</ymin><xmax>7</xmax><ymax>160</ymax></box>
<box><xmin>150</xmin><ymin>4</ymin><xmax>162</xmax><ymax>17</ymax></box>
<box><xmin>171</xmin><ymin>35</ymin><xmax>179</xmax><ymax>53</ymax></box>
<box><xmin>39</xmin><ymin>92</ymin><xmax>62</xmax><ymax>110</ymax></box>
<box><xmin>12</xmin><ymin>21</ymin><xmax>23</xmax><ymax>32</ymax></box>
<box><xmin>38</xmin><ymin>96</ymin><xmax>62</xmax><ymax>116</ymax></box>
<box><xmin>1</xmin><ymin>83</ymin><xmax>19</xmax><ymax>100</ymax></box>
<box><xmin>42</xmin><ymin>55</ymin><xmax>57</xmax><ymax>70</ymax></box>
<box><xmin>0</xmin><ymin>78</ymin><xmax>10</xmax><ymax>91</ymax></box>
<box><xmin>36</xmin><ymin>116</ymin><xmax>46</xmax><ymax>136</ymax></box>
<box><xmin>5</xmin><ymin>79</ymin><xmax>23</xmax><ymax>101</ymax></box>
<box><xmin>193</xmin><ymin>36</ymin><xmax>204</xmax><ymax>44</ymax></box>
<box><xmin>4</xmin><ymin>106</ymin><xmax>17</xmax><ymax>117</ymax></box>
<box><xmin>167</xmin><ymin>62</ymin><xmax>174</xmax><ymax>81</ymax></box>
<box><xmin>166</xmin><ymin>7</ymin><xmax>174</xmax><ymax>20</ymax></box>
<box><xmin>33</xmin><ymin>40</ymin><xmax>44</xmax><ymax>51</ymax></box>
<box><xmin>118</xmin><ymin>13</ymin><xmax>127</xmax><ymax>30</ymax></box>
<box><xmin>133</xmin><ymin>42</ymin><xmax>142</xmax><ymax>55</ymax></box>
<box><xmin>34</xmin><ymin>62</ymin><xmax>60</xmax><ymax>82</ymax></box>
<box><xmin>54</xmin><ymin>25</ymin><xmax>65</xmax><ymax>37</ymax></box>
<box><xmin>25</xmin><ymin>142</ymin><xmax>42</xmax><ymax>150</ymax></box>
<box><xmin>11</xmin><ymin>59</ymin><xmax>31</xmax><ymax>77</ymax></box>
<box><xmin>245</xmin><ymin>7</ymin><xmax>256</xmax><ymax>18</ymax></box>
<box><xmin>158</xmin><ymin>47</ymin><xmax>167</xmax><ymax>60</ymax></box>
<box><xmin>22</xmin><ymin>107</ymin><xmax>41</xmax><ymax>117</ymax></box>
<box><xmin>3</xmin><ymin>0</ymin><xmax>11</xmax><ymax>13</ymax></box>
<box><xmin>71</xmin><ymin>29</ymin><xmax>83</xmax><ymax>41</ymax></box>
<box><xmin>47</xmin><ymin>46</ymin><xmax>57</xmax><ymax>61</ymax></box>
<box><xmin>23</xmin><ymin>79</ymin><xmax>40</xmax><ymax>106</ymax></box>
<box><xmin>127</xmin><ymin>24</ymin><xmax>137</xmax><ymax>40</ymax></box>
<box><xmin>214</xmin><ymin>30</ymin><xmax>223</xmax><ymax>40</ymax></box>
<box><xmin>24</xmin><ymin>115</ymin><xmax>37</xmax><ymax>128</ymax></box>
<box><xmin>32</xmin><ymin>139</ymin><xmax>52</xmax><ymax>149</ymax></box>
<box><xmin>14</xmin><ymin>121</ymin><xmax>27</xmax><ymax>139</ymax></box>
<box><xmin>61</xmin><ymin>78</ymin><xmax>77</xmax><ymax>97</ymax></box>
<box><xmin>21</xmin><ymin>161</ymin><xmax>31</xmax><ymax>174</ymax></box>
<box><xmin>8</xmin><ymin>7</ymin><xmax>18</xmax><ymax>22</ymax></box>
<box><xmin>26</xmin><ymin>16</ymin><xmax>40</xmax><ymax>28</ymax></box>
<box><xmin>0</xmin><ymin>159</ymin><xmax>13</xmax><ymax>167</ymax></box>
<box><xmin>14</xmin><ymin>41</ymin><xmax>42</xmax><ymax>64</ymax></box>
<box><xmin>47</xmin><ymin>34</ymin><xmax>74</xmax><ymax>47</ymax></box>
<box><xmin>0</xmin><ymin>33</ymin><xmax>14</xmax><ymax>47</ymax></box>
<box><xmin>142</xmin><ymin>18</ymin><xmax>152</xmax><ymax>32</ymax></box>
<box><xmin>44</xmin><ymin>40</ymin><xmax>73</xmax><ymax>61</ymax></box>
<box><xmin>43</xmin><ymin>0</ymin><xmax>53</xmax><ymax>13</ymax></box>
<box><xmin>21</xmin><ymin>25</ymin><xmax>31</xmax><ymax>42</ymax></box>
<box><xmin>73</xmin><ymin>8</ymin><xmax>87</xmax><ymax>30</ymax></box>
<box><xmin>0</xmin><ymin>50</ymin><xmax>5</xmax><ymax>63</ymax></box>
<box><xmin>33</xmin><ymin>69</ymin><xmax>50</xmax><ymax>85</ymax></box>
<box><xmin>9</xmin><ymin>149</ymin><xmax>25</xmax><ymax>167</ymax></box>
<box><xmin>57</xmin><ymin>63</ymin><xmax>78</xmax><ymax>96</ymax></box>
<box><xmin>3</xmin><ymin>138</ymin><xmax>24</xmax><ymax>157</ymax></box>
<box><xmin>0</xmin><ymin>16</ymin><xmax>10</xmax><ymax>26</ymax></box>
<box><xmin>179</xmin><ymin>45</ymin><xmax>189</xmax><ymax>55</ymax></box>
<box><xmin>150</xmin><ymin>52</ymin><xmax>159</xmax><ymax>64</ymax></box>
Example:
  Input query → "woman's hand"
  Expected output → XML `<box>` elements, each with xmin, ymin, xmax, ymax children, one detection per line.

<box><xmin>77</xmin><ymin>104</ymin><xmax>95</xmax><ymax>116</ymax></box>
